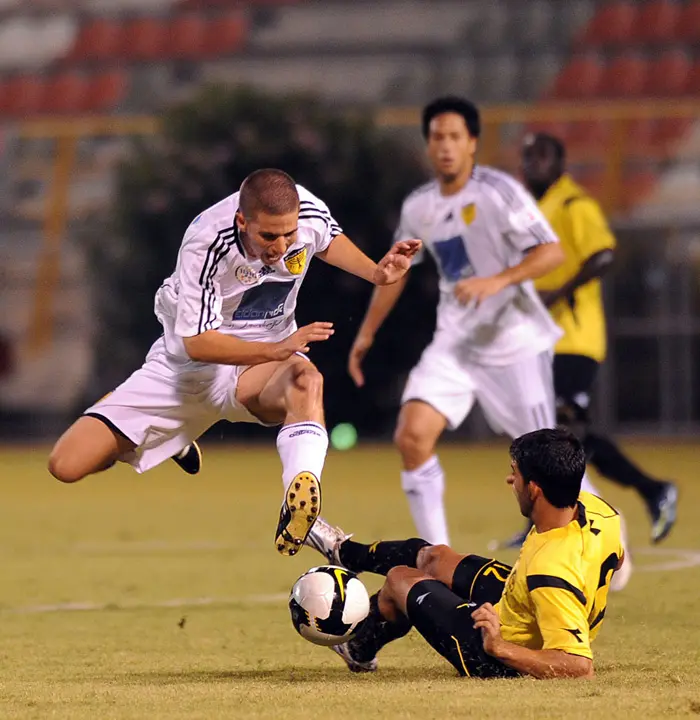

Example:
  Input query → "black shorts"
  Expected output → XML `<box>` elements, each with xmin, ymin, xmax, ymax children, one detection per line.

<box><xmin>553</xmin><ymin>354</ymin><xmax>600</xmax><ymax>424</ymax></box>
<box><xmin>406</xmin><ymin>555</ymin><xmax>519</xmax><ymax>678</ymax></box>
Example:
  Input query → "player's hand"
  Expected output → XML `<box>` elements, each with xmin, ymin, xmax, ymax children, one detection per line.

<box><xmin>273</xmin><ymin>322</ymin><xmax>334</xmax><ymax>361</ymax></box>
<box><xmin>454</xmin><ymin>275</ymin><xmax>509</xmax><ymax>307</ymax></box>
<box><xmin>348</xmin><ymin>332</ymin><xmax>374</xmax><ymax>387</ymax></box>
<box><xmin>373</xmin><ymin>240</ymin><xmax>422</xmax><ymax>286</ymax></box>
<box><xmin>472</xmin><ymin>602</ymin><xmax>505</xmax><ymax>657</ymax></box>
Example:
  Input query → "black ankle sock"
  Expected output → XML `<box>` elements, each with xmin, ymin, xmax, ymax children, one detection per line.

<box><xmin>348</xmin><ymin>593</ymin><xmax>412</xmax><ymax>663</ymax></box>
<box><xmin>584</xmin><ymin>432</ymin><xmax>664</xmax><ymax>503</ymax></box>
<box><xmin>339</xmin><ymin>538</ymin><xmax>430</xmax><ymax>576</ymax></box>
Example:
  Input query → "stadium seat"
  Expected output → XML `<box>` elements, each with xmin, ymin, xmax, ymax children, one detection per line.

<box><xmin>687</xmin><ymin>60</ymin><xmax>700</xmax><ymax>95</ymax></box>
<box><xmin>676</xmin><ymin>0</ymin><xmax>700</xmax><ymax>42</ymax></box>
<box><xmin>203</xmin><ymin>11</ymin><xmax>247</xmax><ymax>56</ymax></box>
<box><xmin>565</xmin><ymin>121</ymin><xmax>612</xmax><ymax>160</ymax></box>
<box><xmin>121</xmin><ymin>17</ymin><xmax>168</xmax><ymax>60</ymax></box>
<box><xmin>653</xmin><ymin>117</ymin><xmax>692</xmax><ymax>148</ymax></box>
<box><xmin>571</xmin><ymin>165</ymin><xmax>607</xmax><ymax>199</ymax></box>
<box><xmin>549</xmin><ymin>54</ymin><xmax>603</xmax><ymax>99</ymax></box>
<box><xmin>166</xmin><ymin>13</ymin><xmax>208</xmax><ymax>59</ymax></box>
<box><xmin>597</xmin><ymin>54</ymin><xmax>647</xmax><ymax>98</ymax></box>
<box><xmin>631</xmin><ymin>0</ymin><xmax>681</xmax><ymax>45</ymax></box>
<box><xmin>644</xmin><ymin>49</ymin><xmax>691</xmax><ymax>97</ymax></box>
<box><xmin>577</xmin><ymin>0</ymin><xmax>637</xmax><ymax>47</ymax></box>
<box><xmin>3</xmin><ymin>75</ymin><xmax>45</xmax><ymax>117</ymax></box>
<box><xmin>42</xmin><ymin>72</ymin><xmax>89</xmax><ymax>114</ymax></box>
<box><xmin>65</xmin><ymin>18</ymin><xmax>124</xmax><ymax>61</ymax></box>
<box><xmin>83</xmin><ymin>70</ymin><xmax>128</xmax><ymax>112</ymax></box>
<box><xmin>619</xmin><ymin>165</ymin><xmax>657</xmax><ymax>210</ymax></box>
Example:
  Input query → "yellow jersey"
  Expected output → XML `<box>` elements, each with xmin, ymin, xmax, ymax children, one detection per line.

<box><xmin>496</xmin><ymin>491</ymin><xmax>623</xmax><ymax>660</ymax></box>
<box><xmin>534</xmin><ymin>175</ymin><xmax>616</xmax><ymax>362</ymax></box>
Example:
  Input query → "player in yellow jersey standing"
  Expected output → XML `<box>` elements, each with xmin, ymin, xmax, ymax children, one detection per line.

<box><xmin>308</xmin><ymin>428</ymin><xmax>622</xmax><ymax>678</ymax></box>
<box><xmin>516</xmin><ymin>132</ymin><xmax>678</xmax><ymax>546</ymax></box>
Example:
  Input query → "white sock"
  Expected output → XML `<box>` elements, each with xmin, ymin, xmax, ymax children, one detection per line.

<box><xmin>401</xmin><ymin>455</ymin><xmax>449</xmax><ymax>545</ymax></box>
<box><xmin>276</xmin><ymin>422</ymin><xmax>329</xmax><ymax>493</ymax></box>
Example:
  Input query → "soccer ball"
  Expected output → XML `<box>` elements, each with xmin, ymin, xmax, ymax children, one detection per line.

<box><xmin>289</xmin><ymin>565</ymin><xmax>370</xmax><ymax>646</ymax></box>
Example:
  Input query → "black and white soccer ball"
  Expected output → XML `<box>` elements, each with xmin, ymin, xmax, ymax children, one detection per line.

<box><xmin>289</xmin><ymin>565</ymin><xmax>370</xmax><ymax>646</ymax></box>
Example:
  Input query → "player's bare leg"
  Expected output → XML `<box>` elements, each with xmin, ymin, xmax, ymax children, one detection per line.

<box><xmin>237</xmin><ymin>355</ymin><xmax>328</xmax><ymax>556</ymax></box>
<box><xmin>394</xmin><ymin>400</ymin><xmax>449</xmax><ymax>544</ymax></box>
<box><xmin>48</xmin><ymin>416</ymin><xmax>135</xmax><ymax>483</ymax></box>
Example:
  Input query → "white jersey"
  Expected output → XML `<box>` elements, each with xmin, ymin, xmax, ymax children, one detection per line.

<box><xmin>154</xmin><ymin>185</ymin><xmax>342</xmax><ymax>359</ymax></box>
<box><xmin>395</xmin><ymin>165</ymin><xmax>562</xmax><ymax>365</ymax></box>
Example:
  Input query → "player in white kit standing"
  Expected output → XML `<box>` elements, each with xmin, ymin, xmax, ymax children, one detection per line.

<box><xmin>347</xmin><ymin>97</ymin><xmax>566</xmax><ymax>546</ymax></box>
<box><xmin>49</xmin><ymin>169</ymin><xmax>420</xmax><ymax>556</ymax></box>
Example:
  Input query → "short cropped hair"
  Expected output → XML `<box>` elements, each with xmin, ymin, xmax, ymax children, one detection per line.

<box><xmin>522</xmin><ymin>132</ymin><xmax>566</xmax><ymax>164</ymax></box>
<box><xmin>239</xmin><ymin>169</ymin><xmax>299</xmax><ymax>219</ymax></box>
<box><xmin>422</xmin><ymin>96</ymin><xmax>481</xmax><ymax>139</ymax></box>
<box><xmin>510</xmin><ymin>428</ymin><xmax>586</xmax><ymax>508</ymax></box>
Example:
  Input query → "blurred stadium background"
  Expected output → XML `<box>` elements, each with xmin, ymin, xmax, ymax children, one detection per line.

<box><xmin>2</xmin><ymin>3</ymin><xmax>700</xmax><ymax>716</ymax></box>
<box><xmin>0</xmin><ymin>0</ymin><xmax>699</xmax><ymax>443</ymax></box>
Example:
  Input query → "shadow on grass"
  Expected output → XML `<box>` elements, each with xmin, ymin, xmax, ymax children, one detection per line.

<box><xmin>116</xmin><ymin>666</ymin><xmax>458</xmax><ymax>685</ymax></box>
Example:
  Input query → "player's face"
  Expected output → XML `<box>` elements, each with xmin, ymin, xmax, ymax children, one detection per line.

<box><xmin>426</xmin><ymin>112</ymin><xmax>477</xmax><ymax>183</ymax></box>
<box><xmin>521</xmin><ymin>141</ymin><xmax>561</xmax><ymax>199</ymax></box>
<box><xmin>237</xmin><ymin>210</ymin><xmax>299</xmax><ymax>266</ymax></box>
<box><xmin>508</xmin><ymin>460</ymin><xmax>535</xmax><ymax>518</ymax></box>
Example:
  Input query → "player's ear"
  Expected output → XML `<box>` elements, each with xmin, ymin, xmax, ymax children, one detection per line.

<box><xmin>235</xmin><ymin>210</ymin><xmax>246</xmax><ymax>232</ymax></box>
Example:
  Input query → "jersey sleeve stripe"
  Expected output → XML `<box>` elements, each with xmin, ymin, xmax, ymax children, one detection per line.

<box><xmin>530</xmin><ymin>224</ymin><xmax>555</xmax><ymax>245</ymax></box>
<box><xmin>527</xmin><ymin>574</ymin><xmax>587</xmax><ymax>605</ymax></box>
<box><xmin>197</xmin><ymin>227</ymin><xmax>236</xmax><ymax>334</ymax></box>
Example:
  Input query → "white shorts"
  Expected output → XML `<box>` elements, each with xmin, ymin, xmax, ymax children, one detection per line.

<box><xmin>402</xmin><ymin>344</ymin><xmax>555</xmax><ymax>436</ymax></box>
<box><xmin>84</xmin><ymin>336</ymin><xmax>269</xmax><ymax>473</ymax></box>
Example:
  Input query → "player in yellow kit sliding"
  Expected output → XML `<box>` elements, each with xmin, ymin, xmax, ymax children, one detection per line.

<box><xmin>516</xmin><ymin>133</ymin><xmax>677</xmax><ymax>547</ymax></box>
<box><xmin>310</xmin><ymin>428</ymin><xmax>623</xmax><ymax>678</ymax></box>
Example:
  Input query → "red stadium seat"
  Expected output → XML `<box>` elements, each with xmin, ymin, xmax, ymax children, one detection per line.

<box><xmin>121</xmin><ymin>17</ymin><xmax>168</xmax><ymax>61</ymax></box>
<box><xmin>167</xmin><ymin>14</ymin><xmax>208</xmax><ymax>59</ymax></box>
<box><xmin>4</xmin><ymin>75</ymin><xmax>45</xmax><ymax>117</ymax></box>
<box><xmin>42</xmin><ymin>72</ymin><xmax>89</xmax><ymax>114</ymax></box>
<box><xmin>565</xmin><ymin>121</ymin><xmax>612</xmax><ymax>160</ymax></box>
<box><xmin>549</xmin><ymin>55</ymin><xmax>604</xmax><ymax>99</ymax></box>
<box><xmin>577</xmin><ymin>1</ymin><xmax>637</xmax><ymax>47</ymax></box>
<box><xmin>631</xmin><ymin>0</ymin><xmax>681</xmax><ymax>44</ymax></box>
<box><xmin>619</xmin><ymin>166</ymin><xmax>657</xmax><ymax>210</ymax></box>
<box><xmin>687</xmin><ymin>60</ymin><xmax>700</xmax><ymax>95</ymax></box>
<box><xmin>203</xmin><ymin>11</ymin><xmax>247</xmax><ymax>56</ymax></box>
<box><xmin>83</xmin><ymin>70</ymin><xmax>128</xmax><ymax>112</ymax></box>
<box><xmin>653</xmin><ymin>117</ymin><xmax>692</xmax><ymax>148</ymax></box>
<box><xmin>597</xmin><ymin>54</ymin><xmax>647</xmax><ymax>98</ymax></box>
<box><xmin>65</xmin><ymin>18</ymin><xmax>124</xmax><ymax>61</ymax></box>
<box><xmin>571</xmin><ymin>166</ymin><xmax>607</xmax><ymax>199</ymax></box>
<box><xmin>644</xmin><ymin>49</ymin><xmax>691</xmax><ymax>97</ymax></box>
<box><xmin>676</xmin><ymin>0</ymin><xmax>700</xmax><ymax>42</ymax></box>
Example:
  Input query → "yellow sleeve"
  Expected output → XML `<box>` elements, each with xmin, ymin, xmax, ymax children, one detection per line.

<box><xmin>567</xmin><ymin>197</ymin><xmax>616</xmax><ymax>262</ymax></box>
<box><xmin>527</xmin><ymin>574</ymin><xmax>593</xmax><ymax>659</ymax></box>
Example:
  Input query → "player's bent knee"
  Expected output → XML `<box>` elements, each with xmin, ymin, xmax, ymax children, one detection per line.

<box><xmin>394</xmin><ymin>424</ymin><xmax>431</xmax><ymax>461</ymax></box>
<box><xmin>47</xmin><ymin>448</ymin><xmax>86</xmax><ymax>484</ymax></box>
<box><xmin>291</xmin><ymin>364</ymin><xmax>324</xmax><ymax>397</ymax></box>
<box><xmin>417</xmin><ymin>544</ymin><xmax>451</xmax><ymax>575</ymax></box>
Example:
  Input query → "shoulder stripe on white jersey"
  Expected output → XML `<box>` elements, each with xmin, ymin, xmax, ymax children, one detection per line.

<box><xmin>197</xmin><ymin>225</ymin><xmax>237</xmax><ymax>334</ymax></box>
<box><xmin>476</xmin><ymin>172</ymin><xmax>524</xmax><ymax>211</ymax></box>
<box><xmin>298</xmin><ymin>211</ymin><xmax>343</xmax><ymax>235</ymax></box>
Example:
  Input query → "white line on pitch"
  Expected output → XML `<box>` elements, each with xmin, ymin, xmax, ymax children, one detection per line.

<box><xmin>1</xmin><ymin>593</ymin><xmax>288</xmax><ymax>615</ymax></box>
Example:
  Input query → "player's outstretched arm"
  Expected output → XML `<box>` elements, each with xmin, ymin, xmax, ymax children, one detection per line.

<box><xmin>182</xmin><ymin>323</ymin><xmax>334</xmax><ymax>366</ymax></box>
<box><xmin>348</xmin><ymin>276</ymin><xmax>409</xmax><ymax>387</ymax></box>
<box><xmin>316</xmin><ymin>234</ymin><xmax>421</xmax><ymax>285</ymax></box>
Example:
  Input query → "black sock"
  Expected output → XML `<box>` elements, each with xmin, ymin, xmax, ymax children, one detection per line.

<box><xmin>339</xmin><ymin>538</ymin><xmax>430</xmax><ymax>576</ymax></box>
<box><xmin>348</xmin><ymin>593</ymin><xmax>412</xmax><ymax>662</ymax></box>
<box><xmin>584</xmin><ymin>432</ymin><xmax>664</xmax><ymax>504</ymax></box>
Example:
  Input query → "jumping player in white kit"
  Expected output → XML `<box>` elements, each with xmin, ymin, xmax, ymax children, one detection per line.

<box><xmin>347</xmin><ymin>97</ymin><xmax>566</xmax><ymax>546</ymax></box>
<box><xmin>49</xmin><ymin>169</ymin><xmax>420</xmax><ymax>556</ymax></box>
